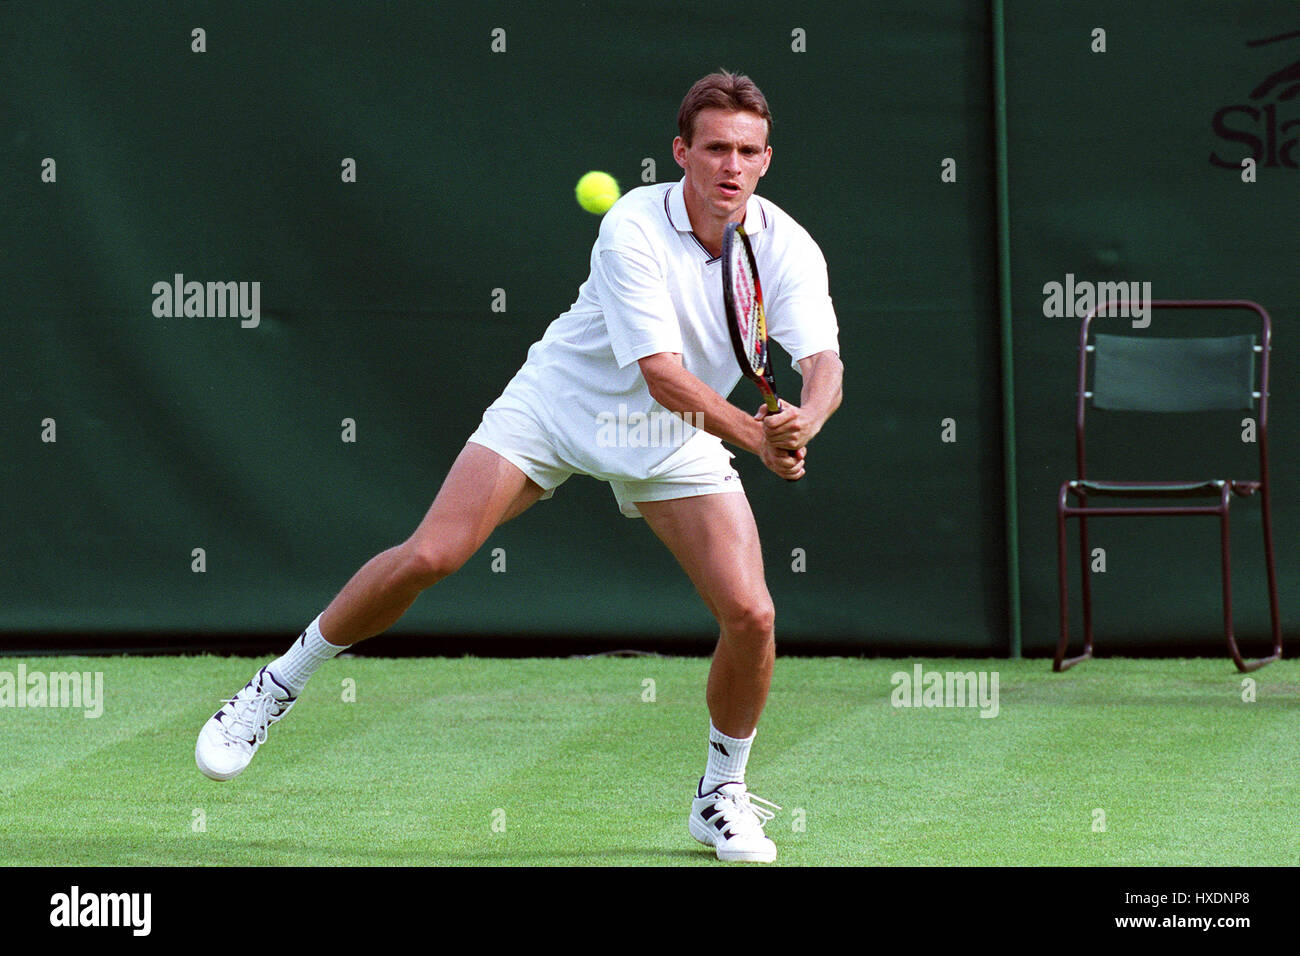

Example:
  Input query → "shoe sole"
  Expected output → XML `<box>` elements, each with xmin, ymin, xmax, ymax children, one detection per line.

<box><xmin>195</xmin><ymin>733</ymin><xmax>249</xmax><ymax>781</ymax></box>
<box><xmin>688</xmin><ymin>814</ymin><xmax>777</xmax><ymax>863</ymax></box>
<box><xmin>195</xmin><ymin>753</ymin><xmax>242</xmax><ymax>781</ymax></box>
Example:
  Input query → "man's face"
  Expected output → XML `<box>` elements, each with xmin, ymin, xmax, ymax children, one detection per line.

<box><xmin>673</xmin><ymin>108</ymin><xmax>772</xmax><ymax>226</ymax></box>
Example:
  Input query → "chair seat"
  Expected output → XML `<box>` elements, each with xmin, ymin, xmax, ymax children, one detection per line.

<box><xmin>1070</xmin><ymin>479</ymin><xmax>1260</xmax><ymax>499</ymax></box>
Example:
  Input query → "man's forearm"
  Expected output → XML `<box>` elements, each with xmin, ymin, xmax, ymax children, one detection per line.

<box><xmin>645</xmin><ymin>362</ymin><xmax>764</xmax><ymax>455</ymax></box>
<box><xmin>798</xmin><ymin>351</ymin><xmax>844</xmax><ymax>432</ymax></box>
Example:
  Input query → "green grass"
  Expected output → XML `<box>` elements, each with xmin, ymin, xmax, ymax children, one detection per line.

<box><xmin>0</xmin><ymin>655</ymin><xmax>1297</xmax><ymax>866</ymax></box>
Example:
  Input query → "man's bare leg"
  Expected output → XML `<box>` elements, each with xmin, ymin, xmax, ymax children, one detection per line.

<box><xmin>638</xmin><ymin>490</ymin><xmax>780</xmax><ymax>862</ymax></box>
<box><xmin>319</xmin><ymin>442</ymin><xmax>544</xmax><ymax>646</ymax></box>
<box><xmin>196</xmin><ymin>442</ymin><xmax>542</xmax><ymax>781</ymax></box>
<box><xmin>637</xmin><ymin>492</ymin><xmax>775</xmax><ymax>738</ymax></box>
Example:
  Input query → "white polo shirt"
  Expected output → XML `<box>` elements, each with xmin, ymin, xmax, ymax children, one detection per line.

<box><xmin>489</xmin><ymin>179</ymin><xmax>839</xmax><ymax>481</ymax></box>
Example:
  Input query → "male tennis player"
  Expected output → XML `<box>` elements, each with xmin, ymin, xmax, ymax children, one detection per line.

<box><xmin>195</xmin><ymin>71</ymin><xmax>842</xmax><ymax>863</ymax></box>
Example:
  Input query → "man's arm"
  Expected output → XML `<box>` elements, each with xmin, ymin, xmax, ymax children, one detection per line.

<box><xmin>638</xmin><ymin>351</ymin><xmax>806</xmax><ymax>479</ymax></box>
<box><xmin>760</xmin><ymin>349</ymin><xmax>843</xmax><ymax>450</ymax></box>
<box><xmin>638</xmin><ymin>352</ymin><xmax>764</xmax><ymax>454</ymax></box>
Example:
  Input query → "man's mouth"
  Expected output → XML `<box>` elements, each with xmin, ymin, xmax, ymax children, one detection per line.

<box><xmin>717</xmin><ymin>181</ymin><xmax>741</xmax><ymax>197</ymax></box>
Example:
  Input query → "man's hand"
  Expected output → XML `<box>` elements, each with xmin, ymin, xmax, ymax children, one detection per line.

<box><xmin>756</xmin><ymin>401</ymin><xmax>820</xmax><ymax>451</ymax></box>
<box><xmin>757</xmin><ymin>414</ymin><xmax>807</xmax><ymax>480</ymax></box>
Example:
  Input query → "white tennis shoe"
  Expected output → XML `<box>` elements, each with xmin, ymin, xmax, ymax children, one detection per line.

<box><xmin>689</xmin><ymin>780</ymin><xmax>781</xmax><ymax>863</ymax></box>
<box><xmin>195</xmin><ymin>666</ymin><xmax>296</xmax><ymax>781</ymax></box>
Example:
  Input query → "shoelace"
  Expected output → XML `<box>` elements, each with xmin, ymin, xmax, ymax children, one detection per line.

<box><xmin>718</xmin><ymin>789</ymin><xmax>782</xmax><ymax>834</ymax></box>
<box><xmin>217</xmin><ymin>687</ymin><xmax>278</xmax><ymax>750</ymax></box>
<box><xmin>735</xmin><ymin>790</ymin><xmax>781</xmax><ymax>827</ymax></box>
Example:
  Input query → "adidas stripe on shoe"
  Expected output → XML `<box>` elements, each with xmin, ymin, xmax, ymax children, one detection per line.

<box><xmin>689</xmin><ymin>779</ymin><xmax>780</xmax><ymax>863</ymax></box>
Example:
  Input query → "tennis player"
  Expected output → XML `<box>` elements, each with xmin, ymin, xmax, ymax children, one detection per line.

<box><xmin>195</xmin><ymin>70</ymin><xmax>843</xmax><ymax>863</ymax></box>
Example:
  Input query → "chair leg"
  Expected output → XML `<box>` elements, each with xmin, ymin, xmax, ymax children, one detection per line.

<box><xmin>1055</xmin><ymin>488</ymin><xmax>1068</xmax><ymax>671</ymax></box>
<box><xmin>1055</xmin><ymin>484</ymin><xmax>1092</xmax><ymax>672</ymax></box>
<box><xmin>1078</xmin><ymin>511</ymin><xmax>1095</xmax><ymax>655</ymax></box>
<box><xmin>1218</xmin><ymin>487</ymin><xmax>1278</xmax><ymax>672</ymax></box>
<box><xmin>1219</xmin><ymin>489</ymin><xmax>1246</xmax><ymax>671</ymax></box>
<box><xmin>1260</xmin><ymin>488</ymin><xmax>1284</xmax><ymax>666</ymax></box>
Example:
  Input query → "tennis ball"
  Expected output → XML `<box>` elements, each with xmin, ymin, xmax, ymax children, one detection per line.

<box><xmin>575</xmin><ymin>170</ymin><xmax>620</xmax><ymax>215</ymax></box>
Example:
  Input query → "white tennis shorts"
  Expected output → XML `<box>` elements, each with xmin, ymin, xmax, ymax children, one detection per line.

<box><xmin>465</xmin><ymin>397</ymin><xmax>743</xmax><ymax>519</ymax></box>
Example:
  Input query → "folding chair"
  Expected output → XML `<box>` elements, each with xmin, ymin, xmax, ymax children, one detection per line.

<box><xmin>1054</xmin><ymin>299</ymin><xmax>1282</xmax><ymax>672</ymax></box>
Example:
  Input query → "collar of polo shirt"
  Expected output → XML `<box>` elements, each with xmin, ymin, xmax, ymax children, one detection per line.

<box><xmin>664</xmin><ymin>179</ymin><xmax>768</xmax><ymax>246</ymax></box>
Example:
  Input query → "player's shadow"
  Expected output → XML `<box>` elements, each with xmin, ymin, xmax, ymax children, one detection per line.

<box><xmin>201</xmin><ymin>840</ymin><xmax>709</xmax><ymax>865</ymax></box>
<box><xmin>414</xmin><ymin>847</ymin><xmax>706</xmax><ymax>864</ymax></box>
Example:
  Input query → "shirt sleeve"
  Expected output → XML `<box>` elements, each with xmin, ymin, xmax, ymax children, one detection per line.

<box><xmin>598</xmin><ymin>243</ymin><xmax>684</xmax><ymax>369</ymax></box>
<box><xmin>764</xmin><ymin>237</ymin><xmax>840</xmax><ymax>372</ymax></box>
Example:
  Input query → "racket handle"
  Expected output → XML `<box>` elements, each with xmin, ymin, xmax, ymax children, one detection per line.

<box><xmin>764</xmin><ymin>396</ymin><xmax>801</xmax><ymax>478</ymax></box>
<box><xmin>785</xmin><ymin>441</ymin><xmax>802</xmax><ymax>481</ymax></box>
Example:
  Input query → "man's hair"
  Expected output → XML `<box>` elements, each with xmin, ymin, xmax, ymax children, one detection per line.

<box><xmin>677</xmin><ymin>70</ymin><xmax>772</xmax><ymax>146</ymax></box>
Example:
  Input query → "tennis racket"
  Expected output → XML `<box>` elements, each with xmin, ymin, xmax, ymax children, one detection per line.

<box><xmin>722</xmin><ymin>221</ymin><xmax>781</xmax><ymax>413</ymax></box>
<box><xmin>721</xmin><ymin>221</ymin><xmax>799</xmax><ymax>477</ymax></box>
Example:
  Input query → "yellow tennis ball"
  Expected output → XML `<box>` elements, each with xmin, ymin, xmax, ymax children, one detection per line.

<box><xmin>575</xmin><ymin>171</ymin><xmax>620</xmax><ymax>214</ymax></box>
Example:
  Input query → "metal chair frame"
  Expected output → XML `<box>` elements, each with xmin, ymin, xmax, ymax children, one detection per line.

<box><xmin>1054</xmin><ymin>299</ymin><xmax>1282</xmax><ymax>672</ymax></box>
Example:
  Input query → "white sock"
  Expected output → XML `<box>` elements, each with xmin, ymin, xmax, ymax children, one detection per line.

<box><xmin>702</xmin><ymin>723</ymin><xmax>755</xmax><ymax>793</ymax></box>
<box><xmin>266</xmin><ymin>614</ymin><xmax>345</xmax><ymax>697</ymax></box>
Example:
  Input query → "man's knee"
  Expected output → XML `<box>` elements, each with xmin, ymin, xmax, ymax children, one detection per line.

<box><xmin>719</xmin><ymin>598</ymin><xmax>776</xmax><ymax>646</ymax></box>
<box><xmin>401</xmin><ymin>538</ymin><xmax>473</xmax><ymax>588</ymax></box>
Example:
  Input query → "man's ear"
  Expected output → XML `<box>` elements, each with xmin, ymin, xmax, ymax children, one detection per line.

<box><xmin>672</xmin><ymin>136</ymin><xmax>688</xmax><ymax>169</ymax></box>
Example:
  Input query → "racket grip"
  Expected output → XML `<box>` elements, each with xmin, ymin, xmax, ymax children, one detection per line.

<box><xmin>785</xmin><ymin>444</ymin><xmax>801</xmax><ymax>483</ymax></box>
<box><xmin>764</xmin><ymin>396</ymin><xmax>801</xmax><ymax>479</ymax></box>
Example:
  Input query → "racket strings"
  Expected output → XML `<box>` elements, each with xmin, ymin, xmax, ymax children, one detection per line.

<box><xmin>729</xmin><ymin>252</ymin><xmax>763</xmax><ymax>371</ymax></box>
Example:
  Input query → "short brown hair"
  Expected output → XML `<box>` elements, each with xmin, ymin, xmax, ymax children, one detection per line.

<box><xmin>677</xmin><ymin>70</ymin><xmax>772</xmax><ymax>146</ymax></box>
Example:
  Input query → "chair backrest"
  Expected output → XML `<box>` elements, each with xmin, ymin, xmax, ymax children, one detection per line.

<box><xmin>1092</xmin><ymin>334</ymin><xmax>1256</xmax><ymax>412</ymax></box>
<box><xmin>1074</xmin><ymin>300</ymin><xmax>1272</xmax><ymax>482</ymax></box>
